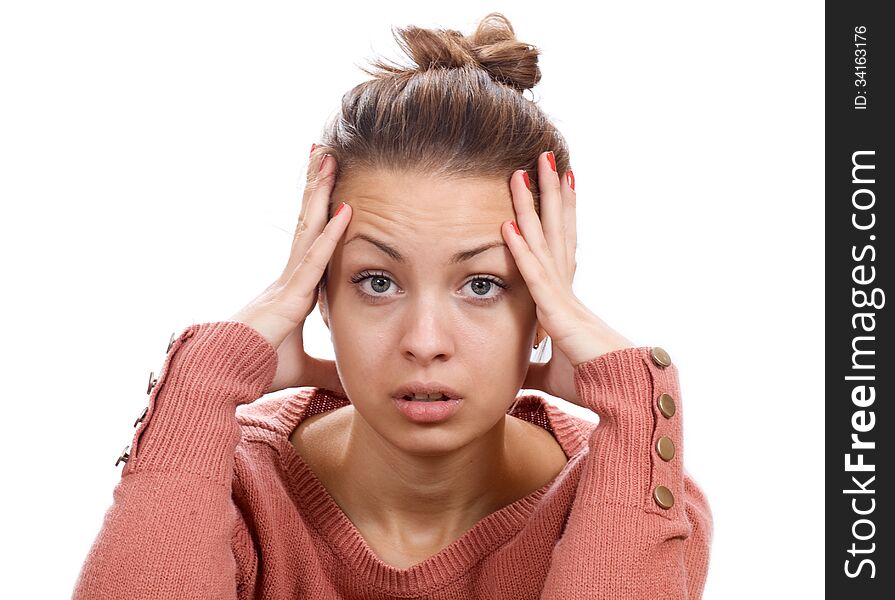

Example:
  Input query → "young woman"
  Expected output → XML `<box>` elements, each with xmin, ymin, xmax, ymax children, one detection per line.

<box><xmin>74</xmin><ymin>13</ymin><xmax>712</xmax><ymax>599</ymax></box>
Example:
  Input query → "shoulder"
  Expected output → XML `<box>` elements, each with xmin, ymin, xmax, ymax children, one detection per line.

<box><xmin>508</xmin><ymin>414</ymin><xmax>570</xmax><ymax>490</ymax></box>
<box><xmin>288</xmin><ymin>403</ymin><xmax>353</xmax><ymax>477</ymax></box>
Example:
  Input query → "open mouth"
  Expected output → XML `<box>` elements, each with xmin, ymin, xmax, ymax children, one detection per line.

<box><xmin>392</xmin><ymin>382</ymin><xmax>463</xmax><ymax>404</ymax></box>
<box><xmin>402</xmin><ymin>393</ymin><xmax>450</xmax><ymax>402</ymax></box>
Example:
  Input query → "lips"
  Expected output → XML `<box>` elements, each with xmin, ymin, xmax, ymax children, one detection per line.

<box><xmin>392</xmin><ymin>381</ymin><xmax>462</xmax><ymax>401</ymax></box>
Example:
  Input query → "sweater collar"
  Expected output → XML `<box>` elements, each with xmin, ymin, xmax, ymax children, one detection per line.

<box><xmin>241</xmin><ymin>387</ymin><xmax>592</xmax><ymax>594</ymax></box>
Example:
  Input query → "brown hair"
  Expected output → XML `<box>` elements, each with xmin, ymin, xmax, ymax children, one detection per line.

<box><xmin>309</xmin><ymin>12</ymin><xmax>570</xmax><ymax>216</ymax></box>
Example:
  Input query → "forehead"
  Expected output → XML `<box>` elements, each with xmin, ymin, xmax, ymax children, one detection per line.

<box><xmin>333</xmin><ymin>169</ymin><xmax>514</xmax><ymax>230</ymax></box>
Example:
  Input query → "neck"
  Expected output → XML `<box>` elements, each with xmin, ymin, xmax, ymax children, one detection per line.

<box><xmin>332</xmin><ymin>407</ymin><xmax>522</xmax><ymax>543</ymax></box>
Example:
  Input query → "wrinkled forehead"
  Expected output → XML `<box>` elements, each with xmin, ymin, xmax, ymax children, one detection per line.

<box><xmin>331</xmin><ymin>169</ymin><xmax>518</xmax><ymax>265</ymax></box>
<box><xmin>333</xmin><ymin>169</ymin><xmax>515</xmax><ymax>234</ymax></box>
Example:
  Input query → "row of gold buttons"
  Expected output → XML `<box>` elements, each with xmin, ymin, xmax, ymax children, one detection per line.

<box><xmin>115</xmin><ymin>331</ymin><xmax>177</xmax><ymax>467</ymax></box>
<box><xmin>649</xmin><ymin>346</ymin><xmax>676</xmax><ymax>510</ymax></box>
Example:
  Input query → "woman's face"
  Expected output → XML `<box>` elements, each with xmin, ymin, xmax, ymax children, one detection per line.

<box><xmin>319</xmin><ymin>168</ymin><xmax>539</xmax><ymax>453</ymax></box>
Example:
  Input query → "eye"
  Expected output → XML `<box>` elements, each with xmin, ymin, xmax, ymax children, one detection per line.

<box><xmin>349</xmin><ymin>271</ymin><xmax>509</xmax><ymax>305</ymax></box>
<box><xmin>462</xmin><ymin>275</ymin><xmax>507</xmax><ymax>305</ymax></box>
<box><xmin>350</xmin><ymin>270</ymin><xmax>399</xmax><ymax>302</ymax></box>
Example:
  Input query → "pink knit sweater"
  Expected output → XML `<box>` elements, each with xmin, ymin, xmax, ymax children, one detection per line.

<box><xmin>72</xmin><ymin>321</ymin><xmax>712</xmax><ymax>599</ymax></box>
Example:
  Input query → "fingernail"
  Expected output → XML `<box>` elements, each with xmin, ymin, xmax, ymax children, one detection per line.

<box><xmin>319</xmin><ymin>154</ymin><xmax>331</xmax><ymax>173</ymax></box>
<box><xmin>512</xmin><ymin>220</ymin><xmax>521</xmax><ymax>236</ymax></box>
<box><xmin>310</xmin><ymin>143</ymin><xmax>317</xmax><ymax>157</ymax></box>
<box><xmin>335</xmin><ymin>202</ymin><xmax>346</xmax><ymax>217</ymax></box>
<box><xmin>546</xmin><ymin>151</ymin><xmax>556</xmax><ymax>172</ymax></box>
<box><xmin>566</xmin><ymin>169</ymin><xmax>575</xmax><ymax>190</ymax></box>
<box><xmin>522</xmin><ymin>170</ymin><xmax>530</xmax><ymax>189</ymax></box>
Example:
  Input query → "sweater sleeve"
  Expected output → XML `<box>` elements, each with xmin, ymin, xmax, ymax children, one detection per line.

<box><xmin>71</xmin><ymin>321</ymin><xmax>277</xmax><ymax>600</ymax></box>
<box><xmin>541</xmin><ymin>346</ymin><xmax>713</xmax><ymax>600</ymax></box>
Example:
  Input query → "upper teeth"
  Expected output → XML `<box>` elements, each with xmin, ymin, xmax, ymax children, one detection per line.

<box><xmin>406</xmin><ymin>393</ymin><xmax>447</xmax><ymax>401</ymax></box>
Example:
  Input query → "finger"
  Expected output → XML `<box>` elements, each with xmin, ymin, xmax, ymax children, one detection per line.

<box><xmin>536</xmin><ymin>150</ymin><xmax>567</xmax><ymax>281</ymax></box>
<box><xmin>283</xmin><ymin>201</ymin><xmax>352</xmax><ymax>303</ymax></box>
<box><xmin>510</xmin><ymin>169</ymin><xmax>559</xmax><ymax>280</ymax></box>
<box><xmin>298</xmin><ymin>148</ymin><xmax>329</xmax><ymax>222</ymax></box>
<box><xmin>502</xmin><ymin>218</ymin><xmax>556</xmax><ymax>319</ymax></box>
<box><xmin>300</xmin><ymin>150</ymin><xmax>336</xmax><ymax>234</ymax></box>
<box><xmin>283</xmin><ymin>154</ymin><xmax>338</xmax><ymax>280</ymax></box>
<box><xmin>561</xmin><ymin>168</ymin><xmax>577</xmax><ymax>280</ymax></box>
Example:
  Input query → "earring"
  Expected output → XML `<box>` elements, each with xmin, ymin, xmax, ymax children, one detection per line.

<box><xmin>533</xmin><ymin>325</ymin><xmax>545</xmax><ymax>349</ymax></box>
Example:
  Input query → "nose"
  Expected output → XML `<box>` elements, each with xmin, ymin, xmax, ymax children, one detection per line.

<box><xmin>397</xmin><ymin>296</ymin><xmax>456</xmax><ymax>365</ymax></box>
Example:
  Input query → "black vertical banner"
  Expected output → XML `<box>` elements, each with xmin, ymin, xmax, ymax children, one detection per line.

<box><xmin>827</xmin><ymin>3</ymin><xmax>893</xmax><ymax>596</ymax></box>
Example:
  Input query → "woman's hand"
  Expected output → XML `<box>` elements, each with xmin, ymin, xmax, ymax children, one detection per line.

<box><xmin>229</xmin><ymin>149</ymin><xmax>351</xmax><ymax>395</ymax></box>
<box><xmin>502</xmin><ymin>152</ymin><xmax>635</xmax><ymax>407</ymax></box>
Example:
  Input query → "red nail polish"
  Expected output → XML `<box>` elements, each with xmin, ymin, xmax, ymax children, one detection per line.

<box><xmin>546</xmin><ymin>151</ymin><xmax>556</xmax><ymax>172</ymax></box>
<box><xmin>335</xmin><ymin>202</ymin><xmax>346</xmax><ymax>217</ymax></box>
<box><xmin>566</xmin><ymin>169</ymin><xmax>575</xmax><ymax>191</ymax></box>
<box><xmin>522</xmin><ymin>171</ymin><xmax>530</xmax><ymax>189</ymax></box>
<box><xmin>310</xmin><ymin>143</ymin><xmax>317</xmax><ymax>157</ymax></box>
<box><xmin>512</xmin><ymin>220</ymin><xmax>521</xmax><ymax>236</ymax></box>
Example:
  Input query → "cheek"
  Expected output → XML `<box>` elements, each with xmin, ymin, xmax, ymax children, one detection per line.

<box><xmin>330</xmin><ymin>320</ymin><xmax>378</xmax><ymax>363</ymax></box>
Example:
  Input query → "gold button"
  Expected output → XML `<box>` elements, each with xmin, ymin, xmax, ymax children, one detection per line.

<box><xmin>166</xmin><ymin>331</ymin><xmax>176</xmax><ymax>353</ymax></box>
<box><xmin>115</xmin><ymin>445</ymin><xmax>130</xmax><ymax>467</ymax></box>
<box><xmin>653</xmin><ymin>485</ymin><xmax>674</xmax><ymax>509</ymax></box>
<box><xmin>134</xmin><ymin>406</ymin><xmax>148</xmax><ymax>428</ymax></box>
<box><xmin>650</xmin><ymin>347</ymin><xmax>671</xmax><ymax>368</ymax></box>
<box><xmin>657</xmin><ymin>393</ymin><xmax>676</xmax><ymax>418</ymax></box>
<box><xmin>146</xmin><ymin>371</ymin><xmax>158</xmax><ymax>395</ymax></box>
<box><xmin>656</xmin><ymin>436</ymin><xmax>676</xmax><ymax>461</ymax></box>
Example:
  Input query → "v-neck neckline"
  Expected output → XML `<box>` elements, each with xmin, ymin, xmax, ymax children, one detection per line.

<box><xmin>266</xmin><ymin>387</ymin><xmax>589</xmax><ymax>593</ymax></box>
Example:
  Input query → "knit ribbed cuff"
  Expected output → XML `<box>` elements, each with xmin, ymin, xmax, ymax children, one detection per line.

<box><xmin>574</xmin><ymin>346</ymin><xmax>655</xmax><ymax>430</ymax></box>
<box><xmin>572</xmin><ymin>346</ymin><xmax>684</xmax><ymax>513</ymax></box>
<box><xmin>123</xmin><ymin>321</ymin><xmax>278</xmax><ymax>485</ymax></box>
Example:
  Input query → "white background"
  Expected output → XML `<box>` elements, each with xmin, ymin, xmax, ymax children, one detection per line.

<box><xmin>0</xmin><ymin>1</ymin><xmax>823</xmax><ymax>597</ymax></box>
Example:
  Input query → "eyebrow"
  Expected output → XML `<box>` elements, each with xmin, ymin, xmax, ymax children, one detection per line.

<box><xmin>345</xmin><ymin>233</ymin><xmax>507</xmax><ymax>264</ymax></box>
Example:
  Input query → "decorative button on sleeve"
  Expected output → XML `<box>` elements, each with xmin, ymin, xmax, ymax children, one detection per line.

<box><xmin>656</xmin><ymin>436</ymin><xmax>675</xmax><ymax>461</ymax></box>
<box><xmin>657</xmin><ymin>392</ymin><xmax>676</xmax><ymax>418</ymax></box>
<box><xmin>542</xmin><ymin>344</ymin><xmax>713</xmax><ymax>599</ymax></box>
<box><xmin>647</xmin><ymin>346</ymin><xmax>679</xmax><ymax>511</ymax></box>
<box><xmin>77</xmin><ymin>321</ymin><xmax>278</xmax><ymax>599</ymax></box>
<box><xmin>570</xmin><ymin>344</ymin><xmax>687</xmax><ymax>513</ymax></box>
<box><xmin>650</xmin><ymin>346</ymin><xmax>672</xmax><ymax>368</ymax></box>
<box><xmin>653</xmin><ymin>485</ymin><xmax>675</xmax><ymax>509</ymax></box>
<box><xmin>145</xmin><ymin>371</ymin><xmax>158</xmax><ymax>395</ymax></box>
<box><xmin>117</xmin><ymin>329</ymin><xmax>183</xmax><ymax>467</ymax></box>
<box><xmin>114</xmin><ymin>445</ymin><xmax>130</xmax><ymax>466</ymax></box>
<box><xmin>133</xmin><ymin>406</ymin><xmax>148</xmax><ymax>428</ymax></box>
<box><xmin>122</xmin><ymin>321</ymin><xmax>278</xmax><ymax>481</ymax></box>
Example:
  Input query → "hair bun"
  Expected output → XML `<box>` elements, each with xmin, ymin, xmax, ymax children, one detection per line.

<box><xmin>362</xmin><ymin>12</ymin><xmax>542</xmax><ymax>93</ymax></box>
